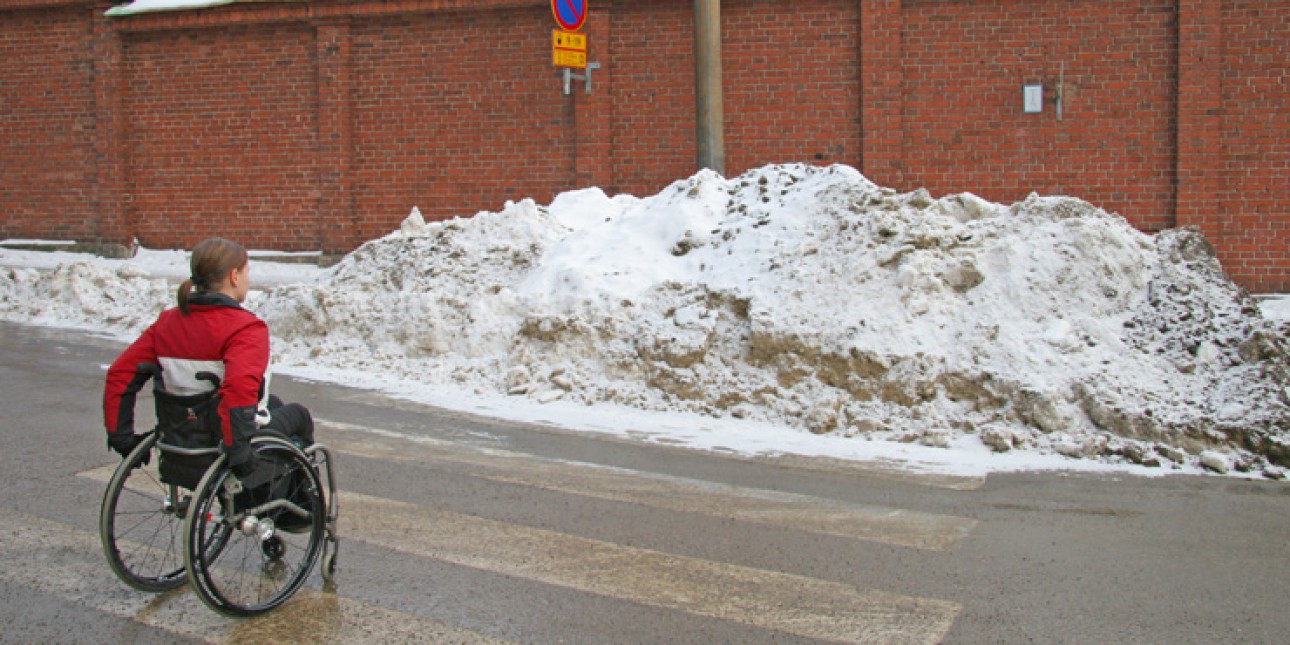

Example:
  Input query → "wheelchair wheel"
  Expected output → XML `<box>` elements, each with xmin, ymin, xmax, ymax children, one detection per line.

<box><xmin>183</xmin><ymin>436</ymin><xmax>325</xmax><ymax>616</ymax></box>
<box><xmin>99</xmin><ymin>433</ymin><xmax>189</xmax><ymax>592</ymax></box>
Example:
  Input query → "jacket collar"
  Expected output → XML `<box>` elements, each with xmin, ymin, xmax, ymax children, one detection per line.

<box><xmin>188</xmin><ymin>291</ymin><xmax>243</xmax><ymax>309</ymax></box>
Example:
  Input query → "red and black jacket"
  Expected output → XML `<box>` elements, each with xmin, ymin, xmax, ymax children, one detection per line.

<box><xmin>103</xmin><ymin>292</ymin><xmax>269</xmax><ymax>448</ymax></box>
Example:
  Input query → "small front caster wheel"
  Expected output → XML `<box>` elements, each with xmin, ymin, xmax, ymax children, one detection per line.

<box><xmin>322</xmin><ymin>547</ymin><xmax>338</xmax><ymax>581</ymax></box>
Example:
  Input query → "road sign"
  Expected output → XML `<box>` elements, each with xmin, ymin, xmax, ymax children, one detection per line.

<box><xmin>551</xmin><ymin>0</ymin><xmax>588</xmax><ymax>32</ymax></box>
<box><xmin>554</xmin><ymin>50</ymin><xmax>587</xmax><ymax>68</ymax></box>
<box><xmin>554</xmin><ymin>30</ymin><xmax>586</xmax><ymax>51</ymax></box>
<box><xmin>553</xmin><ymin>29</ymin><xmax>587</xmax><ymax>69</ymax></box>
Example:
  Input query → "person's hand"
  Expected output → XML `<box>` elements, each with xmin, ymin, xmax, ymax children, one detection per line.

<box><xmin>224</xmin><ymin>442</ymin><xmax>258</xmax><ymax>479</ymax></box>
<box><xmin>107</xmin><ymin>432</ymin><xmax>151</xmax><ymax>467</ymax></box>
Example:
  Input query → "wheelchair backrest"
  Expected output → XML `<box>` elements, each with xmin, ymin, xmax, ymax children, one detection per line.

<box><xmin>137</xmin><ymin>362</ymin><xmax>223</xmax><ymax>489</ymax></box>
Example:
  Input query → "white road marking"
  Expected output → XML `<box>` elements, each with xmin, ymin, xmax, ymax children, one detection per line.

<box><xmin>340</xmin><ymin>491</ymin><xmax>960</xmax><ymax>644</ymax></box>
<box><xmin>319</xmin><ymin>419</ymin><xmax>977</xmax><ymax>550</ymax></box>
<box><xmin>0</xmin><ymin>506</ymin><xmax>510</xmax><ymax>644</ymax></box>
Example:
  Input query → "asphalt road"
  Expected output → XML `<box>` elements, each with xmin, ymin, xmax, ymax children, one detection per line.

<box><xmin>2</xmin><ymin>320</ymin><xmax>1288</xmax><ymax>644</ymax></box>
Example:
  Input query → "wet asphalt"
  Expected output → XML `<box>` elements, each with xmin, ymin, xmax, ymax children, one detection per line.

<box><xmin>2</xmin><ymin>320</ymin><xmax>1289</xmax><ymax>644</ymax></box>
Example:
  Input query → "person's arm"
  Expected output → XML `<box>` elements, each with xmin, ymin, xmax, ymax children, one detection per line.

<box><xmin>218</xmin><ymin>316</ymin><xmax>271</xmax><ymax>475</ymax></box>
<box><xmin>102</xmin><ymin>324</ymin><xmax>159</xmax><ymax>456</ymax></box>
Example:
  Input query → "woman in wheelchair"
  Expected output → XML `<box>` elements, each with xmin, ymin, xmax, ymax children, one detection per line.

<box><xmin>102</xmin><ymin>237</ymin><xmax>313</xmax><ymax>476</ymax></box>
<box><xmin>99</xmin><ymin>237</ymin><xmax>335</xmax><ymax>615</ymax></box>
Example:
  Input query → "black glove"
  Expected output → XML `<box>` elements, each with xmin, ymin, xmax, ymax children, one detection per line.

<box><xmin>107</xmin><ymin>432</ymin><xmax>150</xmax><ymax>467</ymax></box>
<box><xmin>224</xmin><ymin>442</ymin><xmax>259</xmax><ymax>479</ymax></box>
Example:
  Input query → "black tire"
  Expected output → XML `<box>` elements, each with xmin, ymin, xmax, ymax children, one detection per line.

<box><xmin>183</xmin><ymin>436</ymin><xmax>325</xmax><ymax>616</ymax></box>
<box><xmin>99</xmin><ymin>433</ymin><xmax>189</xmax><ymax>592</ymax></box>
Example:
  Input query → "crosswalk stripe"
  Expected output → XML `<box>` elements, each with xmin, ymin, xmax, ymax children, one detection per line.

<box><xmin>0</xmin><ymin>506</ymin><xmax>511</xmax><ymax>644</ymax></box>
<box><xmin>318</xmin><ymin>419</ymin><xmax>977</xmax><ymax>551</ymax></box>
<box><xmin>341</xmin><ymin>490</ymin><xmax>960</xmax><ymax>644</ymax></box>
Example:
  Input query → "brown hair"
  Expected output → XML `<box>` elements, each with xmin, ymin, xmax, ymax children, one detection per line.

<box><xmin>178</xmin><ymin>238</ymin><xmax>249</xmax><ymax>314</ymax></box>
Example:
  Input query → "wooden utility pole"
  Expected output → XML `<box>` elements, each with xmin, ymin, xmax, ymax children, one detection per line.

<box><xmin>694</xmin><ymin>0</ymin><xmax>725</xmax><ymax>175</ymax></box>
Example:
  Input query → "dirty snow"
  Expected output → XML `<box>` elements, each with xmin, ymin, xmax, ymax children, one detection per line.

<box><xmin>3</xmin><ymin>164</ymin><xmax>1287</xmax><ymax>479</ymax></box>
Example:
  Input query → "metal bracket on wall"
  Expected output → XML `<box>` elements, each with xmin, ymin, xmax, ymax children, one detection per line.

<box><xmin>1057</xmin><ymin>62</ymin><xmax>1065</xmax><ymax>120</ymax></box>
<box><xmin>562</xmin><ymin>62</ymin><xmax>601</xmax><ymax>96</ymax></box>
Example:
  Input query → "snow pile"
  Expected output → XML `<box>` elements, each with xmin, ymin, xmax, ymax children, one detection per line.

<box><xmin>0</xmin><ymin>247</ymin><xmax>320</xmax><ymax>334</ymax></box>
<box><xmin>3</xmin><ymin>163</ymin><xmax>1287</xmax><ymax>477</ymax></box>
<box><xmin>0</xmin><ymin>261</ymin><xmax>172</xmax><ymax>334</ymax></box>
<box><xmin>259</xmin><ymin>164</ymin><xmax>1288</xmax><ymax>476</ymax></box>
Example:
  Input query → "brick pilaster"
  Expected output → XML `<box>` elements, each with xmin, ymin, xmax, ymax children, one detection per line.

<box><xmin>859</xmin><ymin>0</ymin><xmax>904</xmax><ymax>188</ymax></box>
<box><xmin>1175</xmin><ymin>0</ymin><xmax>1224</xmax><ymax>240</ymax></box>
<box><xmin>315</xmin><ymin>18</ymin><xmax>356</xmax><ymax>255</ymax></box>
<box><xmin>90</xmin><ymin>1</ymin><xmax>131</xmax><ymax>255</ymax></box>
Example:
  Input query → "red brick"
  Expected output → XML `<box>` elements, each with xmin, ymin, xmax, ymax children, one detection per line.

<box><xmin>0</xmin><ymin>0</ymin><xmax>1285</xmax><ymax>291</ymax></box>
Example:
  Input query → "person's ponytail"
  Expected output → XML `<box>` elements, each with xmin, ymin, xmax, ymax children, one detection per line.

<box><xmin>177</xmin><ymin>278</ymin><xmax>195</xmax><ymax>315</ymax></box>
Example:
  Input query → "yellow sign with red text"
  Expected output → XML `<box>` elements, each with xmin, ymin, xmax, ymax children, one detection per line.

<box><xmin>553</xmin><ymin>30</ymin><xmax>587</xmax><ymax>69</ymax></box>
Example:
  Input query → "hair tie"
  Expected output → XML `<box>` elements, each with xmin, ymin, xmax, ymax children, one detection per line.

<box><xmin>190</xmin><ymin>275</ymin><xmax>208</xmax><ymax>289</ymax></box>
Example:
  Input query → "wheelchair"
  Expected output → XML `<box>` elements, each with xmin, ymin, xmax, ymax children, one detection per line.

<box><xmin>99</xmin><ymin>364</ymin><xmax>338</xmax><ymax>616</ymax></box>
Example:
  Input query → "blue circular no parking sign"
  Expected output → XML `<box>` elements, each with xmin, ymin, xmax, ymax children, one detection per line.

<box><xmin>552</xmin><ymin>0</ymin><xmax>588</xmax><ymax>32</ymax></box>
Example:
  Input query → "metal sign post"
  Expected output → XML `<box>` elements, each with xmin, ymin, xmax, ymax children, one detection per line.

<box><xmin>562</xmin><ymin>62</ymin><xmax>600</xmax><ymax>95</ymax></box>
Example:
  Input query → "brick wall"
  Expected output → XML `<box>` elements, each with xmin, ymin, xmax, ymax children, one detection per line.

<box><xmin>0</xmin><ymin>5</ymin><xmax>98</xmax><ymax>241</ymax></box>
<box><xmin>123</xmin><ymin>24</ymin><xmax>319</xmax><ymax>251</ymax></box>
<box><xmin>0</xmin><ymin>0</ymin><xmax>1285</xmax><ymax>291</ymax></box>
<box><xmin>724</xmin><ymin>0</ymin><xmax>861</xmax><ymax>172</ymax></box>
<box><xmin>900</xmin><ymin>0</ymin><xmax>1178</xmax><ymax>233</ymax></box>
<box><xmin>349</xmin><ymin>7</ymin><xmax>570</xmax><ymax>241</ymax></box>
<box><xmin>606</xmin><ymin>0</ymin><xmax>698</xmax><ymax>196</ymax></box>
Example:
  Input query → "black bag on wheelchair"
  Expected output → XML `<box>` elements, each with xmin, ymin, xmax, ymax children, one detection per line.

<box><xmin>153</xmin><ymin>388</ymin><xmax>223</xmax><ymax>490</ymax></box>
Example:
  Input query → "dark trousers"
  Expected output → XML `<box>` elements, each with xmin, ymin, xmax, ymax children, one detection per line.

<box><xmin>263</xmin><ymin>395</ymin><xmax>315</xmax><ymax>446</ymax></box>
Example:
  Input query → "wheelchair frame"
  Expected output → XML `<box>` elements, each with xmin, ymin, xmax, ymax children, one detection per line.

<box><xmin>99</xmin><ymin>379</ymin><xmax>338</xmax><ymax>616</ymax></box>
